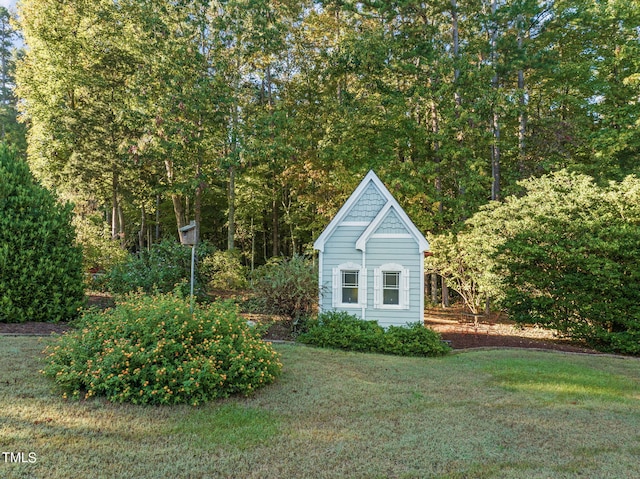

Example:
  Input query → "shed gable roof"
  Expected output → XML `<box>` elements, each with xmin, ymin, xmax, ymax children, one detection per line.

<box><xmin>343</xmin><ymin>182</ymin><xmax>386</xmax><ymax>223</ymax></box>
<box><xmin>313</xmin><ymin>170</ymin><xmax>429</xmax><ymax>253</ymax></box>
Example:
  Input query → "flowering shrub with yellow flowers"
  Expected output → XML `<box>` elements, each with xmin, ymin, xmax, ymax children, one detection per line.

<box><xmin>42</xmin><ymin>292</ymin><xmax>282</xmax><ymax>405</ymax></box>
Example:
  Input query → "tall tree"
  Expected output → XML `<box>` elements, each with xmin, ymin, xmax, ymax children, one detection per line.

<box><xmin>0</xmin><ymin>6</ymin><xmax>25</xmax><ymax>150</ymax></box>
<box><xmin>16</xmin><ymin>0</ymin><xmax>138</xmax><ymax>243</ymax></box>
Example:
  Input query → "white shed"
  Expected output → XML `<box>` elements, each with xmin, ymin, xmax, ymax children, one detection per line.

<box><xmin>313</xmin><ymin>171</ymin><xmax>430</xmax><ymax>327</ymax></box>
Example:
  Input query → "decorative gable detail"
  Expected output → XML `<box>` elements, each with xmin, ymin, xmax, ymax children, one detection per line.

<box><xmin>355</xmin><ymin>202</ymin><xmax>428</xmax><ymax>253</ymax></box>
<box><xmin>314</xmin><ymin>170</ymin><xmax>429</xmax><ymax>253</ymax></box>
<box><xmin>373</xmin><ymin>209</ymin><xmax>407</xmax><ymax>235</ymax></box>
<box><xmin>343</xmin><ymin>183</ymin><xmax>386</xmax><ymax>223</ymax></box>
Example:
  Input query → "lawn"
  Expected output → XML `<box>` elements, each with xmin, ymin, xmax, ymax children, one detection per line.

<box><xmin>2</xmin><ymin>336</ymin><xmax>640</xmax><ymax>479</ymax></box>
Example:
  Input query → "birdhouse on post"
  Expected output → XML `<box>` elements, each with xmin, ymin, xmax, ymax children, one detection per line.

<box><xmin>179</xmin><ymin>221</ymin><xmax>198</xmax><ymax>246</ymax></box>
<box><xmin>179</xmin><ymin>221</ymin><xmax>198</xmax><ymax>313</ymax></box>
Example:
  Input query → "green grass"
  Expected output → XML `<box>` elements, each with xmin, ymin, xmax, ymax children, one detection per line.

<box><xmin>2</xmin><ymin>337</ymin><xmax>640</xmax><ymax>478</ymax></box>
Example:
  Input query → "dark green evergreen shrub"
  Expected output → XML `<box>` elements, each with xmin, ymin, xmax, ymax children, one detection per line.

<box><xmin>42</xmin><ymin>292</ymin><xmax>282</xmax><ymax>405</ymax></box>
<box><xmin>0</xmin><ymin>145</ymin><xmax>84</xmax><ymax>322</ymax></box>
<box><xmin>105</xmin><ymin>239</ymin><xmax>213</xmax><ymax>297</ymax></box>
<box><xmin>251</xmin><ymin>255</ymin><xmax>319</xmax><ymax>320</ymax></box>
<box><xmin>297</xmin><ymin>311</ymin><xmax>450</xmax><ymax>357</ymax></box>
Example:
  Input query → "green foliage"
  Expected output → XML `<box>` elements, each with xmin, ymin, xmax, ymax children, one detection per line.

<box><xmin>457</xmin><ymin>171</ymin><xmax>640</xmax><ymax>354</ymax></box>
<box><xmin>250</xmin><ymin>255</ymin><xmax>319</xmax><ymax>320</ymax></box>
<box><xmin>0</xmin><ymin>145</ymin><xmax>84</xmax><ymax>322</ymax></box>
<box><xmin>42</xmin><ymin>292</ymin><xmax>282</xmax><ymax>405</ymax></box>
<box><xmin>200</xmin><ymin>250</ymin><xmax>248</xmax><ymax>291</ymax></box>
<box><xmin>501</xmin><ymin>213</ymin><xmax>640</xmax><ymax>355</ymax></box>
<box><xmin>15</xmin><ymin>0</ymin><xmax>640</xmax><ymax>260</ymax></box>
<box><xmin>297</xmin><ymin>311</ymin><xmax>450</xmax><ymax>357</ymax></box>
<box><xmin>105</xmin><ymin>239</ymin><xmax>213</xmax><ymax>297</ymax></box>
<box><xmin>73</xmin><ymin>214</ymin><xmax>128</xmax><ymax>273</ymax></box>
<box><xmin>425</xmin><ymin>233</ymin><xmax>487</xmax><ymax>314</ymax></box>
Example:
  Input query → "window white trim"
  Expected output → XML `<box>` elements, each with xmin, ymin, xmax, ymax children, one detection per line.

<box><xmin>374</xmin><ymin>263</ymin><xmax>409</xmax><ymax>310</ymax></box>
<box><xmin>332</xmin><ymin>262</ymin><xmax>367</xmax><ymax>308</ymax></box>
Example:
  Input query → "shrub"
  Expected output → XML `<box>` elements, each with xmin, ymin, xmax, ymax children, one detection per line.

<box><xmin>501</xmin><ymin>217</ymin><xmax>640</xmax><ymax>354</ymax></box>
<box><xmin>0</xmin><ymin>145</ymin><xmax>85</xmax><ymax>322</ymax></box>
<box><xmin>434</xmin><ymin>171</ymin><xmax>640</xmax><ymax>355</ymax></box>
<box><xmin>297</xmin><ymin>311</ymin><xmax>450</xmax><ymax>357</ymax></box>
<box><xmin>251</xmin><ymin>255</ymin><xmax>319</xmax><ymax>321</ymax></box>
<box><xmin>42</xmin><ymin>292</ymin><xmax>282</xmax><ymax>405</ymax></box>
<box><xmin>105</xmin><ymin>239</ymin><xmax>213</xmax><ymax>297</ymax></box>
<box><xmin>382</xmin><ymin>323</ymin><xmax>452</xmax><ymax>357</ymax></box>
<box><xmin>200</xmin><ymin>250</ymin><xmax>248</xmax><ymax>290</ymax></box>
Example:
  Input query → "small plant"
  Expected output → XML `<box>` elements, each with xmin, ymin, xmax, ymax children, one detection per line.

<box><xmin>251</xmin><ymin>255</ymin><xmax>319</xmax><ymax>321</ymax></box>
<box><xmin>297</xmin><ymin>311</ymin><xmax>450</xmax><ymax>357</ymax></box>
<box><xmin>42</xmin><ymin>292</ymin><xmax>282</xmax><ymax>405</ymax></box>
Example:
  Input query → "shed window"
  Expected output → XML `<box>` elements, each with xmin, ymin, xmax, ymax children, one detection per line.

<box><xmin>374</xmin><ymin>264</ymin><xmax>409</xmax><ymax>310</ymax></box>
<box><xmin>382</xmin><ymin>272</ymin><xmax>400</xmax><ymax>305</ymax></box>
<box><xmin>332</xmin><ymin>263</ymin><xmax>366</xmax><ymax>308</ymax></box>
<box><xmin>342</xmin><ymin>270</ymin><xmax>359</xmax><ymax>304</ymax></box>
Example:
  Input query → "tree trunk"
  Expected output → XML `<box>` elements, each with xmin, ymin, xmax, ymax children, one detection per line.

<box><xmin>117</xmin><ymin>203</ymin><xmax>125</xmax><ymax>247</ymax></box>
<box><xmin>430</xmin><ymin>273</ymin><xmax>438</xmax><ymax>304</ymax></box>
<box><xmin>228</xmin><ymin>165</ymin><xmax>235</xmax><ymax>250</ymax></box>
<box><xmin>272</xmin><ymin>196</ymin><xmax>279</xmax><ymax>257</ymax></box>
<box><xmin>138</xmin><ymin>204</ymin><xmax>146</xmax><ymax>251</ymax></box>
<box><xmin>155</xmin><ymin>194</ymin><xmax>161</xmax><ymax>242</ymax></box>
<box><xmin>171</xmin><ymin>194</ymin><xmax>187</xmax><ymax>240</ymax></box>
<box><xmin>425</xmin><ymin>271</ymin><xmax>430</xmax><ymax>298</ymax></box>
<box><xmin>430</xmin><ymin>83</ymin><xmax>443</xmax><ymax>215</ymax></box>
<box><xmin>165</xmin><ymin>158</ymin><xmax>187</xmax><ymax>240</ymax></box>
<box><xmin>251</xmin><ymin>217</ymin><xmax>255</xmax><ymax>274</ymax></box>
<box><xmin>490</xmin><ymin>0</ymin><xmax>501</xmax><ymax>202</ymax></box>
<box><xmin>517</xmin><ymin>14</ymin><xmax>527</xmax><ymax>175</ymax></box>
<box><xmin>195</xmin><ymin>176</ymin><xmax>203</xmax><ymax>247</ymax></box>
<box><xmin>111</xmin><ymin>172</ymin><xmax>119</xmax><ymax>240</ymax></box>
<box><xmin>441</xmin><ymin>278</ymin><xmax>450</xmax><ymax>308</ymax></box>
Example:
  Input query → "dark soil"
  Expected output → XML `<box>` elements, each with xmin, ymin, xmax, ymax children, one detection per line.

<box><xmin>424</xmin><ymin>306</ymin><xmax>600</xmax><ymax>354</ymax></box>
<box><xmin>0</xmin><ymin>295</ymin><xmax>601</xmax><ymax>354</ymax></box>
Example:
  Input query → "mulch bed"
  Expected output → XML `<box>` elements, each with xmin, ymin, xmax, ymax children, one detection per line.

<box><xmin>424</xmin><ymin>306</ymin><xmax>601</xmax><ymax>354</ymax></box>
<box><xmin>436</xmin><ymin>331</ymin><xmax>599</xmax><ymax>354</ymax></box>
<box><xmin>0</xmin><ymin>296</ymin><xmax>601</xmax><ymax>354</ymax></box>
<box><xmin>0</xmin><ymin>319</ymin><xmax>601</xmax><ymax>354</ymax></box>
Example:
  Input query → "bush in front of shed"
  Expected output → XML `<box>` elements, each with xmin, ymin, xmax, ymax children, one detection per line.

<box><xmin>42</xmin><ymin>292</ymin><xmax>282</xmax><ymax>405</ymax></box>
<box><xmin>0</xmin><ymin>145</ymin><xmax>84</xmax><ymax>322</ymax></box>
<box><xmin>297</xmin><ymin>311</ymin><xmax>450</xmax><ymax>357</ymax></box>
<box><xmin>250</xmin><ymin>255</ymin><xmax>319</xmax><ymax>322</ymax></box>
